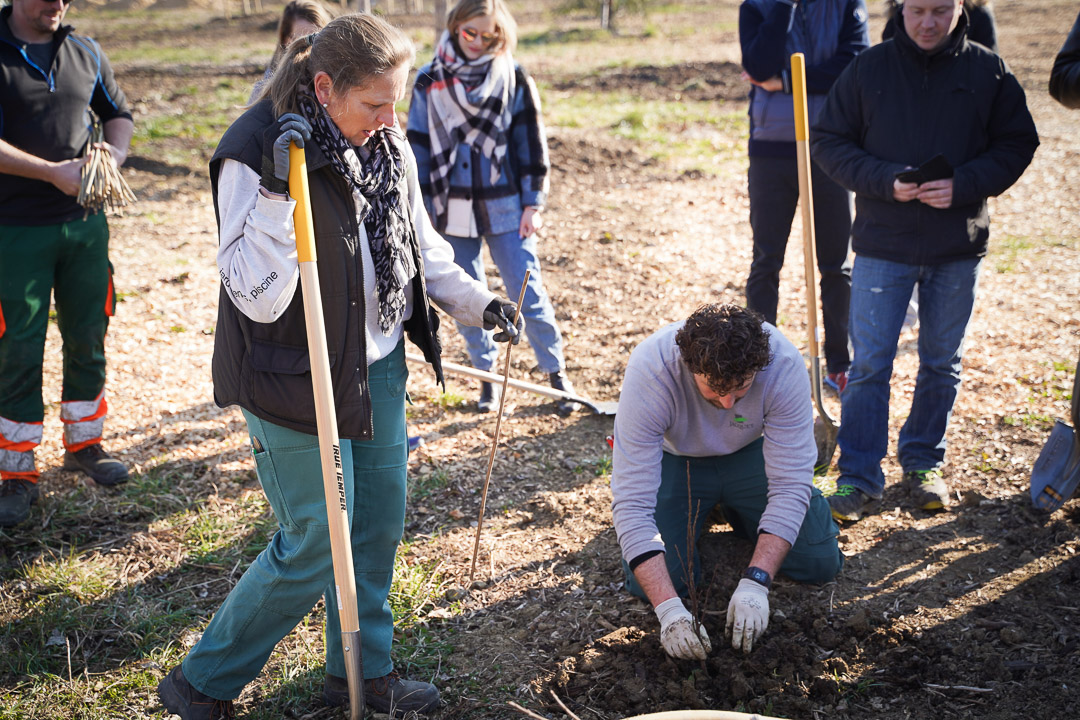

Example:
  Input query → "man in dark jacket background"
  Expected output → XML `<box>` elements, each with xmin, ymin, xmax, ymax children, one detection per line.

<box><xmin>738</xmin><ymin>0</ymin><xmax>869</xmax><ymax>394</ymax></box>
<box><xmin>811</xmin><ymin>0</ymin><xmax>1039</xmax><ymax>521</ymax></box>
<box><xmin>1050</xmin><ymin>8</ymin><xmax>1080</xmax><ymax>108</ymax></box>
<box><xmin>0</xmin><ymin>0</ymin><xmax>134</xmax><ymax>527</ymax></box>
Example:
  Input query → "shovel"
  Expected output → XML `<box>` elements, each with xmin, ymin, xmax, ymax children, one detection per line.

<box><xmin>1031</xmin><ymin>349</ymin><xmax>1080</xmax><ymax>511</ymax></box>
<box><xmin>289</xmin><ymin>143</ymin><xmax>365</xmax><ymax>720</ymax></box>
<box><xmin>791</xmin><ymin>52</ymin><xmax>839</xmax><ymax>474</ymax></box>
<box><xmin>404</xmin><ymin>352</ymin><xmax>618</xmax><ymax>415</ymax></box>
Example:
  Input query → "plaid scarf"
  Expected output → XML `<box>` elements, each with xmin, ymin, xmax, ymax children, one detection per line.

<box><xmin>297</xmin><ymin>87</ymin><xmax>417</xmax><ymax>336</ymax></box>
<box><xmin>424</xmin><ymin>30</ymin><xmax>516</xmax><ymax>230</ymax></box>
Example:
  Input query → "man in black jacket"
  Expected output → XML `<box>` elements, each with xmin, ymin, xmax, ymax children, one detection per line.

<box><xmin>0</xmin><ymin>0</ymin><xmax>134</xmax><ymax>527</ymax></box>
<box><xmin>1050</xmin><ymin>9</ymin><xmax>1080</xmax><ymax>108</ymax></box>
<box><xmin>811</xmin><ymin>0</ymin><xmax>1038</xmax><ymax>521</ymax></box>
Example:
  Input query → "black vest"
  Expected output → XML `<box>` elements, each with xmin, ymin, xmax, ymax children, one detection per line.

<box><xmin>209</xmin><ymin>101</ymin><xmax>444</xmax><ymax>439</ymax></box>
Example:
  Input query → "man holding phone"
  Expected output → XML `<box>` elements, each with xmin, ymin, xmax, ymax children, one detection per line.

<box><xmin>810</xmin><ymin>0</ymin><xmax>1038</xmax><ymax>520</ymax></box>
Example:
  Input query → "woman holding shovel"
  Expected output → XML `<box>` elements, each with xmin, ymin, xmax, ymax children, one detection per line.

<box><xmin>157</xmin><ymin>14</ymin><xmax>523</xmax><ymax>720</ymax></box>
<box><xmin>407</xmin><ymin>0</ymin><xmax>580</xmax><ymax>415</ymax></box>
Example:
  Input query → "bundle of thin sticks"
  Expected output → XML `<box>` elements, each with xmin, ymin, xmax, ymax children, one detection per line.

<box><xmin>78</xmin><ymin>124</ymin><xmax>136</xmax><ymax>215</ymax></box>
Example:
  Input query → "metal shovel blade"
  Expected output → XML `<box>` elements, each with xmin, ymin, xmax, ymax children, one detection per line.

<box><xmin>1031</xmin><ymin>420</ymin><xmax>1080</xmax><ymax>512</ymax></box>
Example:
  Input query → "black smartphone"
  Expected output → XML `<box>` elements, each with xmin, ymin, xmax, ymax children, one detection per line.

<box><xmin>896</xmin><ymin>154</ymin><xmax>953</xmax><ymax>184</ymax></box>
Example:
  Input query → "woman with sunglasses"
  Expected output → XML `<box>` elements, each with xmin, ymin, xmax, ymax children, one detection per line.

<box><xmin>407</xmin><ymin>0</ymin><xmax>581</xmax><ymax>415</ymax></box>
<box><xmin>157</xmin><ymin>13</ymin><xmax>523</xmax><ymax>719</ymax></box>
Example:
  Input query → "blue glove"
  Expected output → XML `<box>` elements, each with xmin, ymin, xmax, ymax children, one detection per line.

<box><xmin>483</xmin><ymin>298</ymin><xmax>524</xmax><ymax>344</ymax></box>
<box><xmin>261</xmin><ymin>113</ymin><xmax>312</xmax><ymax>195</ymax></box>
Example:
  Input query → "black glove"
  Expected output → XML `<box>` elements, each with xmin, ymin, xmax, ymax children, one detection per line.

<box><xmin>483</xmin><ymin>298</ymin><xmax>524</xmax><ymax>344</ymax></box>
<box><xmin>260</xmin><ymin>113</ymin><xmax>312</xmax><ymax>195</ymax></box>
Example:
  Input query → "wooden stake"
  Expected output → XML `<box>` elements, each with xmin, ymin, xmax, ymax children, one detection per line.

<box><xmin>468</xmin><ymin>271</ymin><xmax>530</xmax><ymax>582</ymax></box>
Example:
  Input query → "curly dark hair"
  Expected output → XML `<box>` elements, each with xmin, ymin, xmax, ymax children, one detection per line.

<box><xmin>675</xmin><ymin>304</ymin><xmax>773</xmax><ymax>394</ymax></box>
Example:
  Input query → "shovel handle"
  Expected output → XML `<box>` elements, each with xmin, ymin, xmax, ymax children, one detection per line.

<box><xmin>289</xmin><ymin>142</ymin><xmax>365</xmax><ymax>720</ymax></box>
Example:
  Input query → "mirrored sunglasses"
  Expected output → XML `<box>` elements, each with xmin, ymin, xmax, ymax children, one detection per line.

<box><xmin>459</xmin><ymin>26</ymin><xmax>498</xmax><ymax>45</ymax></box>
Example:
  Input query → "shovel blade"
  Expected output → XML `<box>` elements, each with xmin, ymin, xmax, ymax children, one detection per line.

<box><xmin>1031</xmin><ymin>420</ymin><xmax>1080</xmax><ymax>512</ymax></box>
<box><xmin>814</xmin><ymin>414</ymin><xmax>839</xmax><ymax>476</ymax></box>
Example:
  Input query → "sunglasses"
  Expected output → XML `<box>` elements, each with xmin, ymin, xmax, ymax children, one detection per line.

<box><xmin>39</xmin><ymin>0</ymin><xmax>73</xmax><ymax>5</ymax></box>
<box><xmin>459</xmin><ymin>26</ymin><xmax>498</xmax><ymax>45</ymax></box>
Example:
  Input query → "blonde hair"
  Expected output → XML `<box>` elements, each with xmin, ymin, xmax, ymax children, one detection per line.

<box><xmin>265</xmin><ymin>13</ymin><xmax>416</xmax><ymax>117</ymax></box>
<box><xmin>446</xmin><ymin>0</ymin><xmax>518</xmax><ymax>56</ymax></box>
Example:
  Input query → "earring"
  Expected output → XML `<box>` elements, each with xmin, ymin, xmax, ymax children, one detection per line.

<box><xmin>322</xmin><ymin>102</ymin><xmax>328</xmax><ymax>108</ymax></box>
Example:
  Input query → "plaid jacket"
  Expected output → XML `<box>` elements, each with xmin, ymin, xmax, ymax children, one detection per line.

<box><xmin>406</xmin><ymin>63</ymin><xmax>549</xmax><ymax>237</ymax></box>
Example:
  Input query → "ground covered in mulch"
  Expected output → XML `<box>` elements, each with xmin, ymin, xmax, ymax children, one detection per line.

<box><xmin>2</xmin><ymin>1</ymin><xmax>1079</xmax><ymax>719</ymax></box>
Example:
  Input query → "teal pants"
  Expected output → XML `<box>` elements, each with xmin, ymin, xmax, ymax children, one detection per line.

<box><xmin>0</xmin><ymin>213</ymin><xmax>113</xmax><ymax>420</ymax></box>
<box><xmin>624</xmin><ymin>438</ymin><xmax>843</xmax><ymax>599</ymax></box>
<box><xmin>183</xmin><ymin>343</ymin><xmax>409</xmax><ymax>700</ymax></box>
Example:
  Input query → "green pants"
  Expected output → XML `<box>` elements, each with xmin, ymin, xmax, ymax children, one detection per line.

<box><xmin>183</xmin><ymin>343</ymin><xmax>409</xmax><ymax>700</ymax></box>
<box><xmin>624</xmin><ymin>438</ymin><xmax>843</xmax><ymax>599</ymax></box>
<box><xmin>0</xmin><ymin>215</ymin><xmax>114</xmax><ymax>479</ymax></box>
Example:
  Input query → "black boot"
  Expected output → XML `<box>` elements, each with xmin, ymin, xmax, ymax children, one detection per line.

<box><xmin>549</xmin><ymin>371</ymin><xmax>582</xmax><ymax>416</ymax></box>
<box><xmin>323</xmin><ymin>671</ymin><xmax>440</xmax><ymax>717</ymax></box>
<box><xmin>63</xmin><ymin>444</ymin><xmax>129</xmax><ymax>486</ymax></box>
<box><xmin>478</xmin><ymin>381</ymin><xmax>501</xmax><ymax>413</ymax></box>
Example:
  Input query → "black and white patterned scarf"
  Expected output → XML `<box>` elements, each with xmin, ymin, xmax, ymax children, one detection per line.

<box><xmin>424</xmin><ymin>30</ymin><xmax>515</xmax><ymax>229</ymax></box>
<box><xmin>297</xmin><ymin>87</ymin><xmax>417</xmax><ymax>336</ymax></box>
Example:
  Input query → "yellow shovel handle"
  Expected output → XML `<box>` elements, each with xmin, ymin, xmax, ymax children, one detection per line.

<box><xmin>289</xmin><ymin>142</ymin><xmax>317</xmax><ymax>263</ymax></box>
<box><xmin>792</xmin><ymin>53</ymin><xmax>810</xmax><ymax>143</ymax></box>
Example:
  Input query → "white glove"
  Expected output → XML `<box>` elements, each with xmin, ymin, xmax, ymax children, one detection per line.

<box><xmin>725</xmin><ymin>578</ymin><xmax>770</xmax><ymax>653</ymax></box>
<box><xmin>655</xmin><ymin>597</ymin><xmax>711</xmax><ymax>660</ymax></box>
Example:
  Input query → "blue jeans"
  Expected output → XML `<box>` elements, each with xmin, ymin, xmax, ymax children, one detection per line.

<box><xmin>836</xmin><ymin>255</ymin><xmax>982</xmax><ymax>496</ymax></box>
<box><xmin>182</xmin><ymin>343</ymin><xmax>408</xmax><ymax>699</ymax></box>
<box><xmin>443</xmin><ymin>230</ymin><xmax>565</xmax><ymax>374</ymax></box>
<box><xmin>623</xmin><ymin>439</ymin><xmax>843</xmax><ymax>599</ymax></box>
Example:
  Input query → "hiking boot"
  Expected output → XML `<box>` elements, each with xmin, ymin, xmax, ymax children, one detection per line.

<box><xmin>549</xmin><ymin>371</ymin><xmax>581</xmax><ymax>416</ymax></box>
<box><xmin>157</xmin><ymin>665</ymin><xmax>236</xmax><ymax>720</ymax></box>
<box><xmin>903</xmin><ymin>469</ymin><xmax>949</xmax><ymax>510</ymax></box>
<box><xmin>63</xmin><ymin>444</ymin><xmax>129</xmax><ymax>486</ymax></box>
<box><xmin>323</xmin><ymin>671</ymin><xmax>440</xmax><ymax>717</ymax></box>
<box><xmin>0</xmin><ymin>479</ymin><xmax>39</xmax><ymax>527</ymax></box>
<box><xmin>477</xmin><ymin>382</ymin><xmax>501</xmax><ymax>413</ymax></box>
<box><xmin>827</xmin><ymin>484</ymin><xmax>882</xmax><ymax>522</ymax></box>
<box><xmin>825</xmin><ymin>371</ymin><xmax>848</xmax><ymax>394</ymax></box>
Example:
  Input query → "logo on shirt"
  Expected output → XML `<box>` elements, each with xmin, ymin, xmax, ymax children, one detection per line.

<box><xmin>730</xmin><ymin>413</ymin><xmax>753</xmax><ymax>429</ymax></box>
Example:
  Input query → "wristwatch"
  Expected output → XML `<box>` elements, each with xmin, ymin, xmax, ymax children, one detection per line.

<box><xmin>744</xmin><ymin>566</ymin><xmax>772</xmax><ymax>590</ymax></box>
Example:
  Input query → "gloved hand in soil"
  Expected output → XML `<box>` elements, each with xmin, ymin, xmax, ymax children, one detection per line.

<box><xmin>725</xmin><ymin>578</ymin><xmax>770</xmax><ymax>653</ymax></box>
<box><xmin>261</xmin><ymin>113</ymin><xmax>313</xmax><ymax>195</ymax></box>
<box><xmin>655</xmin><ymin>597</ymin><xmax>711</xmax><ymax>660</ymax></box>
<box><xmin>483</xmin><ymin>298</ymin><xmax>525</xmax><ymax>344</ymax></box>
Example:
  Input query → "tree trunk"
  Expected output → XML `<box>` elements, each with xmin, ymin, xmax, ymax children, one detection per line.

<box><xmin>434</xmin><ymin>0</ymin><xmax>447</xmax><ymax>43</ymax></box>
<box><xmin>601</xmin><ymin>0</ymin><xmax>612</xmax><ymax>30</ymax></box>
<box><xmin>358</xmin><ymin>0</ymin><xmax>373</xmax><ymax>13</ymax></box>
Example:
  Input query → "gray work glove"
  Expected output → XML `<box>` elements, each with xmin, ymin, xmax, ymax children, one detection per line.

<box><xmin>725</xmin><ymin>578</ymin><xmax>770</xmax><ymax>653</ymax></box>
<box><xmin>655</xmin><ymin>597</ymin><xmax>711</xmax><ymax>660</ymax></box>
<box><xmin>261</xmin><ymin>113</ymin><xmax>312</xmax><ymax>195</ymax></box>
<box><xmin>483</xmin><ymin>298</ymin><xmax>524</xmax><ymax>344</ymax></box>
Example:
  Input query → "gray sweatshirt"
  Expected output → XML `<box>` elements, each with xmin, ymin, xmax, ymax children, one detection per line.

<box><xmin>611</xmin><ymin>321</ymin><xmax>815</xmax><ymax>563</ymax></box>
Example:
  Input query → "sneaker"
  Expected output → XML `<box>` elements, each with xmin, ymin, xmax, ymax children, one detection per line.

<box><xmin>827</xmin><ymin>484</ymin><xmax>882</xmax><ymax>522</ymax></box>
<box><xmin>824</xmin><ymin>371</ymin><xmax>848</xmax><ymax>394</ymax></box>
<box><xmin>157</xmin><ymin>665</ymin><xmax>235</xmax><ymax>720</ymax></box>
<box><xmin>0</xmin><ymin>479</ymin><xmax>39</xmax><ymax>527</ymax></box>
<box><xmin>477</xmin><ymin>382</ymin><xmax>501</xmax><ymax>413</ymax></box>
<box><xmin>549</xmin><ymin>371</ymin><xmax>582</xmax><ymax>416</ymax></box>
<box><xmin>63</xmin><ymin>444</ymin><xmax>129</xmax><ymax>486</ymax></box>
<box><xmin>323</xmin><ymin>671</ymin><xmax>440</xmax><ymax>717</ymax></box>
<box><xmin>903</xmin><ymin>469</ymin><xmax>949</xmax><ymax>510</ymax></box>
<box><xmin>407</xmin><ymin>435</ymin><xmax>424</xmax><ymax>454</ymax></box>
